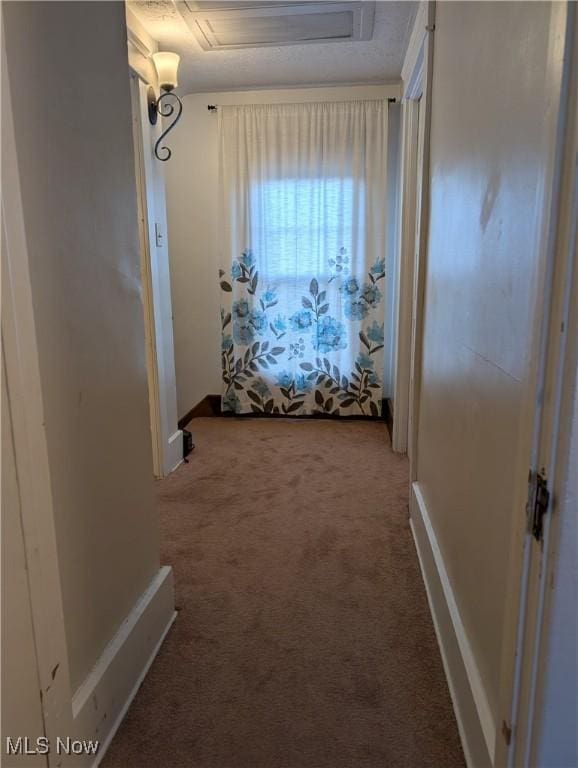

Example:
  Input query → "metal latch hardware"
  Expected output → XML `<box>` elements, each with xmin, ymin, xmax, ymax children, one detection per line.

<box><xmin>530</xmin><ymin>471</ymin><xmax>550</xmax><ymax>542</ymax></box>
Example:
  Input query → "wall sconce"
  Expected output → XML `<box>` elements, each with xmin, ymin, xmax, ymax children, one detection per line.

<box><xmin>147</xmin><ymin>52</ymin><xmax>182</xmax><ymax>162</ymax></box>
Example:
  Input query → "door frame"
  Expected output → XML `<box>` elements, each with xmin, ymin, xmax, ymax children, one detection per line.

<box><xmin>392</xmin><ymin>1</ymin><xmax>435</xmax><ymax>466</ymax></box>
<box><xmin>127</xmin><ymin>17</ymin><xmax>182</xmax><ymax>479</ymax></box>
<box><xmin>1</xmin><ymin>20</ymin><xmax>75</xmax><ymax>752</ymax></box>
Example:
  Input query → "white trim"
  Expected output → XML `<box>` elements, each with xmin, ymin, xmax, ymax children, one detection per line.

<box><xmin>401</xmin><ymin>2</ymin><xmax>428</xmax><ymax>96</ymax></box>
<box><xmin>188</xmin><ymin>83</ymin><xmax>402</xmax><ymax>102</ymax></box>
<box><xmin>410</xmin><ymin>483</ymin><xmax>496</xmax><ymax>767</ymax></box>
<box><xmin>1</xmin><ymin>24</ymin><xmax>74</xmax><ymax>747</ymax></box>
<box><xmin>508</xmin><ymin>5</ymin><xmax>578</xmax><ymax>764</ymax></box>
<box><xmin>392</xmin><ymin>100</ymin><xmax>419</xmax><ymax>453</ymax></box>
<box><xmin>168</xmin><ymin>428</ymin><xmax>184</xmax><ymax>473</ymax></box>
<box><xmin>407</xmin><ymin>1</ymin><xmax>435</xmax><ymax>479</ymax></box>
<box><xmin>92</xmin><ymin>608</ymin><xmax>176</xmax><ymax>768</ymax></box>
<box><xmin>129</xmin><ymin>74</ymin><xmax>183</xmax><ymax>479</ymax></box>
<box><xmin>391</xmin><ymin>2</ymin><xmax>434</xmax><ymax>456</ymax></box>
<box><xmin>70</xmin><ymin>567</ymin><xmax>176</xmax><ymax>766</ymax></box>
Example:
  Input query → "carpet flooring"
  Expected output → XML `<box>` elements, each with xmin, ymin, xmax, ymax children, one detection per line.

<box><xmin>102</xmin><ymin>418</ymin><xmax>464</xmax><ymax>768</ymax></box>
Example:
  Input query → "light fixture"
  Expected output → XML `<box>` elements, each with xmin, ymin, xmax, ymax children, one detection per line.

<box><xmin>148</xmin><ymin>52</ymin><xmax>182</xmax><ymax>162</ymax></box>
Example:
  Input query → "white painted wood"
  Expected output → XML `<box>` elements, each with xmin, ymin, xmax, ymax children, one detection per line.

<box><xmin>392</xmin><ymin>2</ymin><xmax>434</xmax><ymax>462</ymax></box>
<box><xmin>410</xmin><ymin>483</ymin><xmax>496</xmax><ymax>766</ymax></box>
<box><xmin>91</xmin><ymin>607</ymin><xmax>176</xmax><ymax>768</ymax></box>
<box><xmin>405</xmin><ymin>4</ymin><xmax>572</xmax><ymax>767</ymax></box>
<box><xmin>1</xmin><ymin>334</ymin><xmax>46</xmax><ymax>766</ymax></box>
<box><xmin>127</xmin><ymin>18</ymin><xmax>183</xmax><ymax>477</ymax></box>
<box><xmin>130</xmin><ymin>73</ymin><xmax>163</xmax><ymax>479</ymax></box>
<box><xmin>401</xmin><ymin>2</ymin><xmax>428</xmax><ymax>97</ymax></box>
<box><xmin>180</xmin><ymin>1</ymin><xmax>376</xmax><ymax>51</ymax></box>
<box><xmin>391</xmin><ymin>100</ymin><xmax>419</xmax><ymax>453</ymax></box>
<box><xmin>71</xmin><ymin>567</ymin><xmax>176</xmax><ymax>766</ymax></box>
<box><xmin>507</xmin><ymin>8</ymin><xmax>578</xmax><ymax>765</ymax></box>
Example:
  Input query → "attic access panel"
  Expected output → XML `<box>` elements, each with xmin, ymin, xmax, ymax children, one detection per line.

<box><xmin>180</xmin><ymin>1</ymin><xmax>376</xmax><ymax>51</ymax></box>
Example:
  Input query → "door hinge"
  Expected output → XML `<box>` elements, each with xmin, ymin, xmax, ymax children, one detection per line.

<box><xmin>527</xmin><ymin>469</ymin><xmax>550</xmax><ymax>542</ymax></box>
<box><xmin>502</xmin><ymin>720</ymin><xmax>512</xmax><ymax>746</ymax></box>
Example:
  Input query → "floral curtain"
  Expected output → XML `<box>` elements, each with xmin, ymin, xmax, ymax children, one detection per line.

<box><xmin>218</xmin><ymin>101</ymin><xmax>388</xmax><ymax>417</ymax></box>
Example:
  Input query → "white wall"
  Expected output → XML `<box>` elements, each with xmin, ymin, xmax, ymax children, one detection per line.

<box><xmin>411</xmin><ymin>2</ymin><xmax>567</xmax><ymax>764</ymax></box>
<box><xmin>164</xmin><ymin>84</ymin><xmax>400</xmax><ymax>419</ymax></box>
<box><xmin>3</xmin><ymin>1</ymin><xmax>162</xmax><ymax>692</ymax></box>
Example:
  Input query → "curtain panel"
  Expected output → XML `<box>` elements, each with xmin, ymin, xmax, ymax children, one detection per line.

<box><xmin>218</xmin><ymin>100</ymin><xmax>388</xmax><ymax>417</ymax></box>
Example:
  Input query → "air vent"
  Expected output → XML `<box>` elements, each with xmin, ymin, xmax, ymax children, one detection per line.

<box><xmin>180</xmin><ymin>2</ymin><xmax>375</xmax><ymax>51</ymax></box>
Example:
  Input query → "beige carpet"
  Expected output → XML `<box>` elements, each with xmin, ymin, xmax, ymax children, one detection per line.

<box><xmin>103</xmin><ymin>418</ymin><xmax>464</xmax><ymax>768</ymax></box>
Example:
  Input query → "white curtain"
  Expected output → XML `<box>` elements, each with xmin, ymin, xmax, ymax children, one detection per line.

<box><xmin>218</xmin><ymin>100</ymin><xmax>388</xmax><ymax>417</ymax></box>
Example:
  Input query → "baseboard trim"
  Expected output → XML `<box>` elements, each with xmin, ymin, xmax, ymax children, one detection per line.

<box><xmin>410</xmin><ymin>482</ymin><xmax>496</xmax><ymax>767</ymax></box>
<box><xmin>178</xmin><ymin>394</ymin><xmax>221</xmax><ymax>428</ymax></box>
<box><xmin>70</xmin><ymin>566</ymin><xmax>176</xmax><ymax>767</ymax></box>
<box><xmin>180</xmin><ymin>394</ymin><xmax>388</xmax><ymax>426</ymax></box>
<box><xmin>385</xmin><ymin>397</ymin><xmax>394</xmax><ymax>441</ymax></box>
<box><xmin>167</xmin><ymin>428</ymin><xmax>183</xmax><ymax>474</ymax></box>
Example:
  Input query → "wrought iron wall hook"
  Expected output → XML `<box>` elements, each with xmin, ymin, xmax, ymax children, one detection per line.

<box><xmin>147</xmin><ymin>86</ymin><xmax>183</xmax><ymax>162</ymax></box>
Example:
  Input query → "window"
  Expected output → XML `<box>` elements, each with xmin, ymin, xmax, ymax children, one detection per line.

<box><xmin>250</xmin><ymin>177</ymin><xmax>364</xmax><ymax>281</ymax></box>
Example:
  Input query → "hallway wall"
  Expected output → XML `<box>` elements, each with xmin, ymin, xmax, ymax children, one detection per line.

<box><xmin>164</xmin><ymin>85</ymin><xmax>400</xmax><ymax>419</ymax></box>
<box><xmin>3</xmin><ymin>1</ymin><xmax>162</xmax><ymax>692</ymax></box>
<box><xmin>412</xmin><ymin>2</ymin><xmax>567</xmax><ymax>764</ymax></box>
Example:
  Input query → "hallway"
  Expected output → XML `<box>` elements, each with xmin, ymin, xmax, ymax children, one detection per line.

<box><xmin>103</xmin><ymin>418</ymin><xmax>464</xmax><ymax>768</ymax></box>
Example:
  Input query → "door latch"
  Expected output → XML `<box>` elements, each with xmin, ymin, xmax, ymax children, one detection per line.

<box><xmin>528</xmin><ymin>470</ymin><xmax>550</xmax><ymax>542</ymax></box>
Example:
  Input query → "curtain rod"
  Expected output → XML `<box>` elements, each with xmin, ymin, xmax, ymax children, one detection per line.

<box><xmin>207</xmin><ymin>97</ymin><xmax>396</xmax><ymax>111</ymax></box>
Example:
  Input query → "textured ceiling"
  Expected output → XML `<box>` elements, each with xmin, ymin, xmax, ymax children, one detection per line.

<box><xmin>128</xmin><ymin>1</ymin><xmax>417</xmax><ymax>94</ymax></box>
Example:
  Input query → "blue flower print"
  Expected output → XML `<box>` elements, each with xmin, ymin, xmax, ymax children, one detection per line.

<box><xmin>262</xmin><ymin>288</ymin><xmax>277</xmax><ymax>305</ymax></box>
<box><xmin>249</xmin><ymin>309</ymin><xmax>267</xmax><ymax>335</ymax></box>
<box><xmin>289</xmin><ymin>338</ymin><xmax>306</xmax><ymax>359</ymax></box>
<box><xmin>222</xmin><ymin>334</ymin><xmax>233</xmax><ymax>351</ymax></box>
<box><xmin>295</xmin><ymin>373</ymin><xmax>313</xmax><ymax>393</ymax></box>
<box><xmin>233</xmin><ymin>298</ymin><xmax>250</xmax><ymax>319</ymax></box>
<box><xmin>367</xmin><ymin>370</ymin><xmax>380</xmax><ymax>386</ymax></box>
<box><xmin>276</xmin><ymin>371</ymin><xmax>293</xmax><ymax>389</ymax></box>
<box><xmin>289</xmin><ymin>309</ymin><xmax>313</xmax><ymax>333</ymax></box>
<box><xmin>370</xmin><ymin>257</ymin><xmax>386</xmax><ymax>276</ymax></box>
<box><xmin>223</xmin><ymin>389</ymin><xmax>241</xmax><ymax>413</ymax></box>
<box><xmin>233</xmin><ymin>320</ymin><xmax>255</xmax><ymax>346</ymax></box>
<box><xmin>340</xmin><ymin>278</ymin><xmax>359</xmax><ymax>296</ymax></box>
<box><xmin>313</xmin><ymin>316</ymin><xmax>347</xmax><ymax>353</ymax></box>
<box><xmin>360</xmin><ymin>283</ymin><xmax>382</xmax><ymax>308</ymax></box>
<box><xmin>240</xmin><ymin>249</ymin><xmax>255</xmax><ymax>268</ymax></box>
<box><xmin>356</xmin><ymin>353</ymin><xmax>374</xmax><ymax>370</ymax></box>
<box><xmin>253</xmin><ymin>378</ymin><xmax>270</xmax><ymax>398</ymax></box>
<box><xmin>273</xmin><ymin>314</ymin><xmax>287</xmax><ymax>333</ymax></box>
<box><xmin>366</xmin><ymin>321</ymin><xmax>385</xmax><ymax>344</ymax></box>
<box><xmin>344</xmin><ymin>300</ymin><xmax>369</xmax><ymax>321</ymax></box>
<box><xmin>231</xmin><ymin>261</ymin><xmax>242</xmax><ymax>279</ymax></box>
<box><xmin>336</xmin><ymin>247</ymin><xmax>349</xmax><ymax>265</ymax></box>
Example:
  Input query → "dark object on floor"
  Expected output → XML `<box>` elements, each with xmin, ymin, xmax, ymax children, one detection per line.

<box><xmin>182</xmin><ymin>428</ymin><xmax>194</xmax><ymax>460</ymax></box>
<box><xmin>103</xmin><ymin>418</ymin><xmax>464</xmax><ymax>768</ymax></box>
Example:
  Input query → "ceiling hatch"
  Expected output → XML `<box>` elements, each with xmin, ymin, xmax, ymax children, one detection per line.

<box><xmin>179</xmin><ymin>2</ymin><xmax>376</xmax><ymax>51</ymax></box>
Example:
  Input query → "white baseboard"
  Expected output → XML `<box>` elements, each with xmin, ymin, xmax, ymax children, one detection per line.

<box><xmin>166</xmin><ymin>429</ymin><xmax>183</xmax><ymax>475</ymax></box>
<box><xmin>410</xmin><ymin>482</ymin><xmax>496</xmax><ymax>768</ymax></box>
<box><xmin>70</xmin><ymin>566</ymin><xmax>176</xmax><ymax>767</ymax></box>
